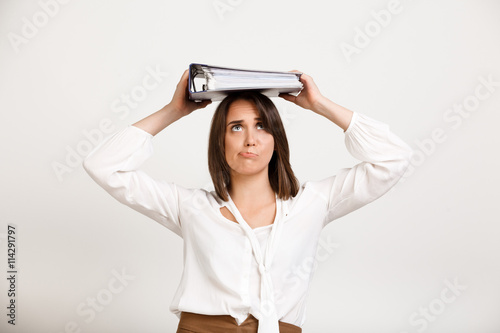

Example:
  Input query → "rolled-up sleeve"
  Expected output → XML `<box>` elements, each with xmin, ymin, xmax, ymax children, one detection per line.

<box><xmin>311</xmin><ymin>112</ymin><xmax>413</xmax><ymax>227</ymax></box>
<box><xmin>82</xmin><ymin>125</ymin><xmax>183</xmax><ymax>237</ymax></box>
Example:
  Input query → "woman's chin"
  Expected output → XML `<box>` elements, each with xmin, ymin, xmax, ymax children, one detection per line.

<box><xmin>230</xmin><ymin>167</ymin><xmax>267</xmax><ymax>177</ymax></box>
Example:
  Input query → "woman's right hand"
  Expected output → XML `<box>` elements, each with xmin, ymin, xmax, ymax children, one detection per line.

<box><xmin>168</xmin><ymin>69</ymin><xmax>212</xmax><ymax>117</ymax></box>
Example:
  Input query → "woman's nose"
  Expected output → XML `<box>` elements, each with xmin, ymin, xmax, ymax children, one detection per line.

<box><xmin>245</xmin><ymin>129</ymin><xmax>256</xmax><ymax>146</ymax></box>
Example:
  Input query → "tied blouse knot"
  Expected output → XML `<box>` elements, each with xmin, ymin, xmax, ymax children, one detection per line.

<box><xmin>83</xmin><ymin>111</ymin><xmax>413</xmax><ymax>332</ymax></box>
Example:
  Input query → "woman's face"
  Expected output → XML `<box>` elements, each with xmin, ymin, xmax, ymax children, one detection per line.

<box><xmin>224</xmin><ymin>99</ymin><xmax>275</xmax><ymax>178</ymax></box>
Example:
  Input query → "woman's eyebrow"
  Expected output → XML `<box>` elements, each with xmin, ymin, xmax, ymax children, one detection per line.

<box><xmin>226</xmin><ymin>117</ymin><xmax>262</xmax><ymax>127</ymax></box>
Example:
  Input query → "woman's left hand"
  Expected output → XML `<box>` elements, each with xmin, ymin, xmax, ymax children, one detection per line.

<box><xmin>278</xmin><ymin>70</ymin><xmax>325</xmax><ymax>113</ymax></box>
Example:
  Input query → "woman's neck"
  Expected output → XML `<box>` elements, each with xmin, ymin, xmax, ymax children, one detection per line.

<box><xmin>228</xmin><ymin>171</ymin><xmax>275</xmax><ymax>207</ymax></box>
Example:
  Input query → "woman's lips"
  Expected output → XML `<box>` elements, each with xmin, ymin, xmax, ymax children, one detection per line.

<box><xmin>240</xmin><ymin>152</ymin><xmax>258</xmax><ymax>158</ymax></box>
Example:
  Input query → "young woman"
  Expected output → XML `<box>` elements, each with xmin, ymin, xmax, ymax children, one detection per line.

<box><xmin>83</xmin><ymin>69</ymin><xmax>413</xmax><ymax>333</ymax></box>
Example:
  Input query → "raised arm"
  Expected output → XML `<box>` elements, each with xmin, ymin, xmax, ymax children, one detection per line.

<box><xmin>132</xmin><ymin>69</ymin><xmax>211</xmax><ymax>136</ymax></box>
<box><xmin>280</xmin><ymin>71</ymin><xmax>413</xmax><ymax>227</ymax></box>
<box><xmin>279</xmin><ymin>71</ymin><xmax>353</xmax><ymax>131</ymax></box>
<box><xmin>83</xmin><ymin>69</ymin><xmax>211</xmax><ymax>236</ymax></box>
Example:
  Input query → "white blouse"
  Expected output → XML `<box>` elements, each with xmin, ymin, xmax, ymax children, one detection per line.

<box><xmin>83</xmin><ymin>111</ymin><xmax>413</xmax><ymax>332</ymax></box>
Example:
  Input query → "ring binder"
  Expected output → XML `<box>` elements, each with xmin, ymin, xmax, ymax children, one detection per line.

<box><xmin>188</xmin><ymin>63</ymin><xmax>303</xmax><ymax>102</ymax></box>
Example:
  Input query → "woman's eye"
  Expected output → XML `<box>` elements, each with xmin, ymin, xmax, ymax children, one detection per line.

<box><xmin>230</xmin><ymin>123</ymin><xmax>264</xmax><ymax>131</ymax></box>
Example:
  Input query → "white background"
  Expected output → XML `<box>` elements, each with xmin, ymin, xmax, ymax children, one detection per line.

<box><xmin>1</xmin><ymin>0</ymin><xmax>499</xmax><ymax>332</ymax></box>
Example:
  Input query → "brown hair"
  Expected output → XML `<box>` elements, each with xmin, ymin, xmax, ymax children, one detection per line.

<box><xmin>208</xmin><ymin>91</ymin><xmax>299</xmax><ymax>202</ymax></box>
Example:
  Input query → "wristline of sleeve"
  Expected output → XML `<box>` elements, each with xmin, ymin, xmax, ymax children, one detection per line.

<box><xmin>343</xmin><ymin>111</ymin><xmax>358</xmax><ymax>135</ymax></box>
